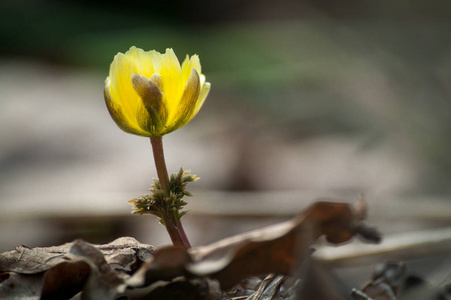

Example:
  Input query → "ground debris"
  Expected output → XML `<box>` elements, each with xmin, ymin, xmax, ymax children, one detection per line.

<box><xmin>0</xmin><ymin>201</ymin><xmax>380</xmax><ymax>299</ymax></box>
<box><xmin>351</xmin><ymin>261</ymin><xmax>451</xmax><ymax>300</ymax></box>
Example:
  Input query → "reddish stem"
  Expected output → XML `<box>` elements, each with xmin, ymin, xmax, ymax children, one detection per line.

<box><xmin>150</xmin><ymin>136</ymin><xmax>169</xmax><ymax>194</ymax></box>
<box><xmin>177</xmin><ymin>220</ymin><xmax>192</xmax><ymax>248</ymax></box>
<box><xmin>150</xmin><ymin>136</ymin><xmax>191</xmax><ymax>249</ymax></box>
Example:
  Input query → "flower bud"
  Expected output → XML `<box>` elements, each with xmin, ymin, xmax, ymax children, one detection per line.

<box><xmin>104</xmin><ymin>47</ymin><xmax>211</xmax><ymax>137</ymax></box>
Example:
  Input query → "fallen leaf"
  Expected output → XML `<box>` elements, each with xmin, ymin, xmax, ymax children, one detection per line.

<box><xmin>189</xmin><ymin>201</ymin><xmax>380</xmax><ymax>289</ymax></box>
<box><xmin>130</xmin><ymin>201</ymin><xmax>381</xmax><ymax>290</ymax></box>
<box><xmin>127</xmin><ymin>245</ymin><xmax>193</xmax><ymax>288</ymax></box>
<box><xmin>41</xmin><ymin>261</ymin><xmax>90</xmax><ymax>300</ymax></box>
<box><xmin>67</xmin><ymin>239</ymin><xmax>126</xmax><ymax>300</ymax></box>
<box><xmin>0</xmin><ymin>244</ymin><xmax>71</xmax><ymax>274</ymax></box>
<box><xmin>0</xmin><ymin>237</ymin><xmax>154</xmax><ymax>300</ymax></box>
<box><xmin>0</xmin><ymin>272</ymin><xmax>42</xmax><ymax>299</ymax></box>
<box><xmin>0</xmin><ymin>200</ymin><xmax>381</xmax><ymax>299</ymax></box>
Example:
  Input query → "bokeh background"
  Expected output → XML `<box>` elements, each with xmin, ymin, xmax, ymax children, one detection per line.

<box><xmin>1</xmin><ymin>0</ymin><xmax>451</xmax><ymax>288</ymax></box>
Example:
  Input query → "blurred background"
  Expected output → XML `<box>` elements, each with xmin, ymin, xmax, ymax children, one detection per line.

<box><xmin>1</xmin><ymin>0</ymin><xmax>451</xmax><ymax>290</ymax></box>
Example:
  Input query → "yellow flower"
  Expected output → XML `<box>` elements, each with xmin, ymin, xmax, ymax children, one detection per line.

<box><xmin>104</xmin><ymin>46</ymin><xmax>211</xmax><ymax>137</ymax></box>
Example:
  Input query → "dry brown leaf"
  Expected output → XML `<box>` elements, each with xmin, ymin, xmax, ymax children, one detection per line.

<box><xmin>0</xmin><ymin>272</ymin><xmax>43</xmax><ymax>299</ymax></box>
<box><xmin>41</xmin><ymin>261</ymin><xmax>90</xmax><ymax>300</ymax></box>
<box><xmin>0</xmin><ymin>237</ymin><xmax>153</xmax><ymax>300</ymax></box>
<box><xmin>127</xmin><ymin>245</ymin><xmax>193</xmax><ymax>288</ymax></box>
<box><xmin>0</xmin><ymin>244</ymin><xmax>72</xmax><ymax>274</ymax></box>
<box><xmin>189</xmin><ymin>201</ymin><xmax>380</xmax><ymax>289</ymax></box>
<box><xmin>67</xmin><ymin>239</ymin><xmax>127</xmax><ymax>300</ymax></box>
<box><xmin>130</xmin><ymin>201</ymin><xmax>381</xmax><ymax>290</ymax></box>
<box><xmin>0</xmin><ymin>237</ymin><xmax>153</xmax><ymax>275</ymax></box>
<box><xmin>350</xmin><ymin>261</ymin><xmax>444</xmax><ymax>300</ymax></box>
<box><xmin>0</xmin><ymin>201</ymin><xmax>381</xmax><ymax>299</ymax></box>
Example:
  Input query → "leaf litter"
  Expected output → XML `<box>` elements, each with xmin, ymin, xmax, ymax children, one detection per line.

<box><xmin>0</xmin><ymin>200</ymin><xmax>384</xmax><ymax>299</ymax></box>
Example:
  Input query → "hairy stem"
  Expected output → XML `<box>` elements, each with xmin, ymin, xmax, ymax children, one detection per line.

<box><xmin>150</xmin><ymin>136</ymin><xmax>169</xmax><ymax>194</ymax></box>
<box><xmin>150</xmin><ymin>136</ymin><xmax>191</xmax><ymax>249</ymax></box>
<box><xmin>176</xmin><ymin>220</ymin><xmax>192</xmax><ymax>248</ymax></box>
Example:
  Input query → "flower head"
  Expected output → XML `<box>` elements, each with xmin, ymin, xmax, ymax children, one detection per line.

<box><xmin>104</xmin><ymin>46</ymin><xmax>211</xmax><ymax>137</ymax></box>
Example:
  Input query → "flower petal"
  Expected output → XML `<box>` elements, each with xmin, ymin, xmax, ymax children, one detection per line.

<box><xmin>166</xmin><ymin>67</ymin><xmax>201</xmax><ymax>133</ymax></box>
<box><xmin>153</xmin><ymin>49</ymin><xmax>183</xmax><ymax>109</ymax></box>
<box><xmin>181</xmin><ymin>54</ymin><xmax>201</xmax><ymax>86</ymax></box>
<box><xmin>105</xmin><ymin>47</ymin><xmax>210</xmax><ymax>137</ymax></box>
<box><xmin>104</xmin><ymin>78</ymin><xmax>150</xmax><ymax>137</ymax></box>
<box><xmin>108</xmin><ymin>53</ymin><xmax>143</xmax><ymax>128</ymax></box>
<box><xmin>125</xmin><ymin>46</ymin><xmax>156</xmax><ymax>78</ymax></box>
<box><xmin>199</xmin><ymin>73</ymin><xmax>206</xmax><ymax>87</ymax></box>
<box><xmin>151</xmin><ymin>73</ymin><xmax>163</xmax><ymax>89</ymax></box>
<box><xmin>193</xmin><ymin>81</ymin><xmax>211</xmax><ymax>116</ymax></box>
<box><xmin>131</xmin><ymin>73</ymin><xmax>167</xmax><ymax>133</ymax></box>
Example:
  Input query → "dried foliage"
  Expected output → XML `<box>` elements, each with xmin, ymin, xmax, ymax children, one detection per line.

<box><xmin>351</xmin><ymin>261</ymin><xmax>451</xmax><ymax>300</ymax></box>
<box><xmin>0</xmin><ymin>237</ymin><xmax>153</xmax><ymax>299</ymax></box>
<box><xmin>0</xmin><ymin>201</ymin><xmax>381</xmax><ymax>299</ymax></box>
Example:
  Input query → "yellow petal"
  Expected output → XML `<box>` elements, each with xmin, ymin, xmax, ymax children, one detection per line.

<box><xmin>166</xmin><ymin>67</ymin><xmax>201</xmax><ymax>133</ymax></box>
<box><xmin>125</xmin><ymin>46</ymin><xmax>155</xmax><ymax>78</ymax></box>
<box><xmin>105</xmin><ymin>46</ymin><xmax>210</xmax><ymax>137</ymax></box>
<box><xmin>181</xmin><ymin>54</ymin><xmax>201</xmax><ymax>85</ymax></box>
<box><xmin>104</xmin><ymin>78</ymin><xmax>149</xmax><ymax>136</ymax></box>
<box><xmin>108</xmin><ymin>53</ymin><xmax>142</xmax><ymax>128</ymax></box>
<box><xmin>199</xmin><ymin>73</ymin><xmax>206</xmax><ymax>87</ymax></box>
<box><xmin>153</xmin><ymin>49</ymin><xmax>183</xmax><ymax>106</ymax></box>
<box><xmin>193</xmin><ymin>81</ymin><xmax>211</xmax><ymax>116</ymax></box>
